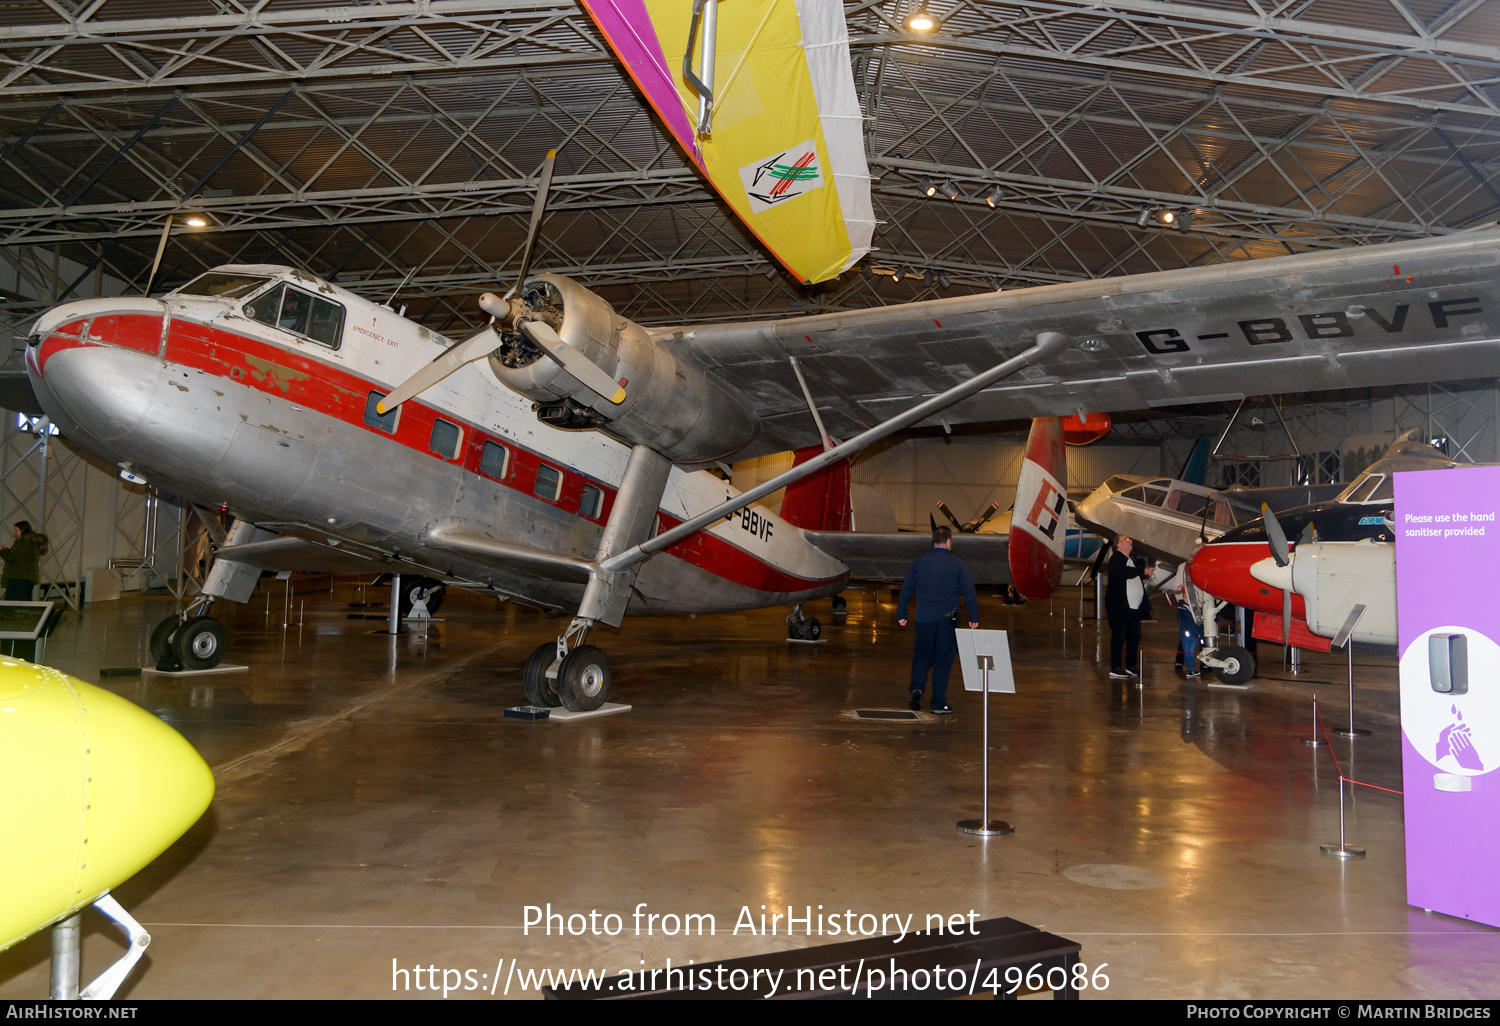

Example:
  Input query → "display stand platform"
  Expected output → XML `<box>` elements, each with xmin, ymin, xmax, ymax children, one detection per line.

<box><xmin>143</xmin><ymin>664</ymin><xmax>250</xmax><ymax>678</ymax></box>
<box><xmin>505</xmin><ymin>702</ymin><xmax>632</xmax><ymax>722</ymax></box>
<box><xmin>786</xmin><ymin>637</ymin><xmax>827</xmax><ymax>645</ymax></box>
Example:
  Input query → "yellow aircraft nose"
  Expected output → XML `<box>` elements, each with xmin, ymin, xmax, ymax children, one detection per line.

<box><xmin>0</xmin><ymin>661</ymin><xmax>214</xmax><ymax>952</ymax></box>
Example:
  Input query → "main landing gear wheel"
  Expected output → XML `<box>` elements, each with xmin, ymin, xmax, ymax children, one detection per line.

<box><xmin>522</xmin><ymin>642</ymin><xmax>562</xmax><ymax>708</ymax></box>
<box><xmin>788</xmin><ymin>618</ymin><xmax>821</xmax><ymax>641</ymax></box>
<box><xmin>149</xmin><ymin>615</ymin><xmax>179</xmax><ymax>665</ymax></box>
<box><xmin>832</xmin><ymin>595</ymin><xmax>847</xmax><ymax>615</ymax></box>
<box><xmin>556</xmin><ymin>645</ymin><xmax>611</xmax><ymax>712</ymax></box>
<box><xmin>398</xmin><ymin>576</ymin><xmax>446</xmax><ymax>619</ymax></box>
<box><xmin>1213</xmin><ymin>645</ymin><xmax>1256</xmax><ymax>685</ymax></box>
<box><xmin>173</xmin><ymin>616</ymin><xmax>227</xmax><ymax>670</ymax></box>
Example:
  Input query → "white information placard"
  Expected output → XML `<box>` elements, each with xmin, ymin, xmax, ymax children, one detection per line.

<box><xmin>956</xmin><ymin>628</ymin><xmax>1015</xmax><ymax>694</ymax></box>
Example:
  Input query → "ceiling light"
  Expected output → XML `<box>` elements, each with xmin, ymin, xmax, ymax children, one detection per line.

<box><xmin>1158</xmin><ymin>209</ymin><xmax>1176</xmax><ymax>225</ymax></box>
<box><xmin>937</xmin><ymin>272</ymin><xmax>951</xmax><ymax>288</ymax></box>
<box><xmin>984</xmin><ymin>188</ymin><xmax>1003</xmax><ymax>208</ymax></box>
<box><xmin>920</xmin><ymin>176</ymin><xmax>936</xmax><ymax>198</ymax></box>
<box><xmin>990</xmin><ymin>277</ymin><xmax>1004</xmax><ymax>291</ymax></box>
<box><xmin>1178</xmin><ymin>209</ymin><xmax>1195</xmax><ymax>230</ymax></box>
<box><xmin>905</xmin><ymin>6</ymin><xmax>940</xmax><ymax>32</ymax></box>
<box><xmin>184</xmin><ymin>214</ymin><xmax>209</xmax><ymax>227</ymax></box>
<box><xmin>940</xmin><ymin>179</ymin><xmax>960</xmax><ymax>200</ymax></box>
<box><xmin>1136</xmin><ymin>205</ymin><xmax>1152</xmax><ymax>227</ymax></box>
<box><xmin>763</xmin><ymin>265</ymin><xmax>778</xmax><ymax>279</ymax></box>
<box><xmin>893</xmin><ymin>264</ymin><xmax>907</xmax><ymax>282</ymax></box>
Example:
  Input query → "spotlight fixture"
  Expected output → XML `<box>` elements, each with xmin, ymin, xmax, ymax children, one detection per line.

<box><xmin>990</xmin><ymin>276</ymin><xmax>1004</xmax><ymax>291</ymax></box>
<box><xmin>893</xmin><ymin>263</ymin><xmax>907</xmax><ymax>282</ymax></box>
<box><xmin>1158</xmin><ymin>208</ymin><xmax>1176</xmax><ymax>225</ymax></box>
<box><xmin>920</xmin><ymin>176</ymin><xmax>936</xmax><ymax>198</ymax></box>
<box><xmin>939</xmin><ymin>179</ymin><xmax>960</xmax><ymax>200</ymax></box>
<box><xmin>1136</xmin><ymin>205</ymin><xmax>1152</xmax><ymax>227</ymax></box>
<box><xmin>905</xmin><ymin>6</ymin><xmax>940</xmax><ymax>32</ymax></box>
<box><xmin>184</xmin><ymin>214</ymin><xmax>209</xmax><ymax>227</ymax></box>
<box><xmin>1178</xmin><ymin>209</ymin><xmax>1194</xmax><ymax>230</ymax></box>
<box><xmin>763</xmin><ymin>265</ymin><xmax>778</xmax><ymax>279</ymax></box>
<box><xmin>937</xmin><ymin>272</ymin><xmax>951</xmax><ymax>288</ymax></box>
<box><xmin>984</xmin><ymin>187</ymin><xmax>1003</xmax><ymax>208</ymax></box>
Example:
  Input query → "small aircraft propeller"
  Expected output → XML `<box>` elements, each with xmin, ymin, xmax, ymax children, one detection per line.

<box><xmin>966</xmin><ymin>501</ymin><xmax>1001</xmax><ymax>532</ymax></box>
<box><xmin>377</xmin><ymin>148</ymin><xmax>626</xmax><ymax>413</ymax></box>
<box><xmin>1262</xmin><ymin>503</ymin><xmax>1293</xmax><ymax>658</ymax></box>
<box><xmin>517</xmin><ymin>319</ymin><xmax>626</xmax><ymax>405</ymax></box>
<box><xmin>936</xmin><ymin>501</ymin><xmax>965</xmax><ymax>532</ymax></box>
<box><xmin>502</xmin><ymin>148</ymin><xmax>557</xmax><ymax>302</ymax></box>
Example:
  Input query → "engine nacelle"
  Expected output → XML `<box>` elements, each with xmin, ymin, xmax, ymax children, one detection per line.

<box><xmin>488</xmin><ymin>274</ymin><xmax>760</xmax><ymax>463</ymax></box>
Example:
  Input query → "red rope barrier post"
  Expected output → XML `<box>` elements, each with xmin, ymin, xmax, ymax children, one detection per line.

<box><xmin>1301</xmin><ymin>694</ymin><xmax>1326</xmax><ymax>747</ymax></box>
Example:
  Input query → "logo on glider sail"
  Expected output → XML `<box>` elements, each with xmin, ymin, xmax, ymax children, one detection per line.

<box><xmin>740</xmin><ymin>139</ymin><xmax>825</xmax><ymax>213</ymax></box>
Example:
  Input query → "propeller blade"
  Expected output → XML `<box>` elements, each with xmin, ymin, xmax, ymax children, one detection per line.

<box><xmin>1298</xmin><ymin>521</ymin><xmax>1317</xmax><ymax>545</ymax></box>
<box><xmin>502</xmin><ymin>149</ymin><xmax>557</xmax><ymax>301</ymax></box>
<box><xmin>376</xmin><ymin>326</ymin><xmax>501</xmax><ymax>414</ymax></box>
<box><xmin>936</xmin><ymin>501</ymin><xmax>966</xmax><ymax>531</ymax></box>
<box><xmin>1282</xmin><ymin>581</ymin><xmax>1293</xmax><ymax>663</ymax></box>
<box><xmin>1262</xmin><ymin>503</ymin><xmax>1290</xmax><ymax>567</ymax></box>
<box><xmin>968</xmin><ymin>501</ymin><xmax>1000</xmax><ymax>532</ymax></box>
<box><xmin>518</xmin><ymin>320</ymin><xmax>626</xmax><ymax>405</ymax></box>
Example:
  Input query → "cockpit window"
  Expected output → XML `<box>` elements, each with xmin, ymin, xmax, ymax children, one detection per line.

<box><xmin>1338</xmin><ymin>473</ymin><xmax>1389</xmax><ymax>504</ymax></box>
<box><xmin>176</xmin><ymin>272</ymin><xmax>269</xmax><ymax>299</ymax></box>
<box><xmin>245</xmin><ymin>284</ymin><xmax>344</xmax><ymax>349</ymax></box>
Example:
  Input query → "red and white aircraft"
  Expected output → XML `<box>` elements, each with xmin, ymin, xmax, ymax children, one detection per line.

<box><xmin>19</xmin><ymin>179</ymin><xmax>1500</xmax><ymax>708</ymax></box>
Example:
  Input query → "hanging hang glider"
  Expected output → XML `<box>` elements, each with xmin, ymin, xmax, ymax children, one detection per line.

<box><xmin>579</xmin><ymin>0</ymin><xmax>875</xmax><ymax>284</ymax></box>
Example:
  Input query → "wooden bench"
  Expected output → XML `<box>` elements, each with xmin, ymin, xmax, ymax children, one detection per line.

<box><xmin>545</xmin><ymin>916</ymin><xmax>1081</xmax><ymax>1000</ymax></box>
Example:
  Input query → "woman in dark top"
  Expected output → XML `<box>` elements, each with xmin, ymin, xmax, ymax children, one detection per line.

<box><xmin>0</xmin><ymin>521</ymin><xmax>46</xmax><ymax>601</ymax></box>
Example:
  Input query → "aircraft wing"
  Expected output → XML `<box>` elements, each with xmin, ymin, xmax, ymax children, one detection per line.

<box><xmin>682</xmin><ymin>231</ymin><xmax>1500</xmax><ymax>457</ymax></box>
<box><xmin>211</xmin><ymin>536</ymin><xmax>407</xmax><ymax>575</ymax></box>
<box><xmin>804</xmin><ymin>531</ymin><xmax>1013</xmax><ymax>585</ymax></box>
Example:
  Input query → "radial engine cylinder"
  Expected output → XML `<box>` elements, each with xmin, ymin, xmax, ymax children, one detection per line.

<box><xmin>487</xmin><ymin>274</ymin><xmax>760</xmax><ymax>463</ymax></box>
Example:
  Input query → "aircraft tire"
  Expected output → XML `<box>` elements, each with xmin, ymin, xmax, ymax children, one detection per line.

<box><xmin>802</xmin><ymin>618</ymin><xmax>822</xmax><ymax>641</ymax></box>
<box><xmin>832</xmin><ymin>595</ymin><xmax>847</xmax><ymax>614</ymax></box>
<box><xmin>399</xmin><ymin>576</ymin><xmax>446</xmax><ymax>619</ymax></box>
<box><xmin>522</xmin><ymin>642</ymin><xmax>562</xmax><ymax>708</ymax></box>
<box><xmin>556</xmin><ymin>645</ymin><xmax>610</xmax><ymax>712</ymax></box>
<box><xmin>1214</xmin><ymin>645</ymin><xmax>1255</xmax><ymax>685</ymax></box>
<box><xmin>149</xmin><ymin>615</ymin><xmax>180</xmax><ymax>664</ymax></box>
<box><xmin>174</xmin><ymin>616</ymin><xmax>227</xmax><ymax>671</ymax></box>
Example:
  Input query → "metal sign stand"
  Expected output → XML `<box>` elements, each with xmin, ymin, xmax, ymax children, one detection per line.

<box><xmin>956</xmin><ymin>630</ymin><xmax>1016</xmax><ymax>837</ymax></box>
<box><xmin>1330</xmin><ymin>605</ymin><xmax>1371</xmax><ymax>739</ymax></box>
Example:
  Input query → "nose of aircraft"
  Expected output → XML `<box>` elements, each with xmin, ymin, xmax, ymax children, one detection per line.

<box><xmin>0</xmin><ymin>661</ymin><xmax>214</xmax><ymax>952</ymax></box>
<box><xmin>31</xmin><ymin>335</ymin><xmax>163</xmax><ymax>447</ymax></box>
<box><xmin>1189</xmin><ymin>539</ymin><xmax>1275</xmax><ymax>610</ymax></box>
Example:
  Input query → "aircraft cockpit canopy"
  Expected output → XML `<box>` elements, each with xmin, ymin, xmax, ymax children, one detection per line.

<box><xmin>1336</xmin><ymin>471</ymin><xmax>1394</xmax><ymax>505</ymax></box>
<box><xmin>244</xmin><ymin>283</ymin><xmax>344</xmax><ymax>349</ymax></box>
<box><xmin>173</xmin><ymin>271</ymin><xmax>271</xmax><ymax>300</ymax></box>
<box><xmin>1112</xmin><ymin>476</ymin><xmax>1244</xmax><ymax>527</ymax></box>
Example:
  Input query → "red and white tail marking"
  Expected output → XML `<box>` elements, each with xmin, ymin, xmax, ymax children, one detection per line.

<box><xmin>1009</xmin><ymin>416</ymin><xmax>1068</xmax><ymax>600</ymax></box>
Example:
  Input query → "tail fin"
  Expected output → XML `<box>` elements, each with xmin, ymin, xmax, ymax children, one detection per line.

<box><xmin>1008</xmin><ymin>416</ymin><xmax>1068</xmax><ymax>600</ymax></box>
<box><xmin>779</xmin><ymin>445</ymin><xmax>852</xmax><ymax>531</ymax></box>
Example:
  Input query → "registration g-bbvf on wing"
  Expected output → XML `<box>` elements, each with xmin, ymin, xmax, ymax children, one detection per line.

<box><xmin>21</xmin><ymin>221</ymin><xmax>1500</xmax><ymax>709</ymax></box>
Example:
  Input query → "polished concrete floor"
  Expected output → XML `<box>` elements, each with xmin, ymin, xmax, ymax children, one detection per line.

<box><xmin>2</xmin><ymin>580</ymin><xmax>1496</xmax><ymax>1000</ymax></box>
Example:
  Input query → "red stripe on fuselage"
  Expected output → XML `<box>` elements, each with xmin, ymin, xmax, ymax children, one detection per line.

<box><xmin>40</xmin><ymin>314</ymin><xmax>841</xmax><ymax>596</ymax></box>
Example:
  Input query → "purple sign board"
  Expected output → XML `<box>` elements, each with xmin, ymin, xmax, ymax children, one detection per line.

<box><xmin>1394</xmin><ymin>465</ymin><xmax>1500</xmax><ymax>927</ymax></box>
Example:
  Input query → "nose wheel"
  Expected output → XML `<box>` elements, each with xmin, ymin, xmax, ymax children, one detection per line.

<box><xmin>148</xmin><ymin>611</ymin><xmax>228</xmax><ymax>671</ymax></box>
<box><xmin>522</xmin><ymin>618</ymin><xmax>612</xmax><ymax>711</ymax></box>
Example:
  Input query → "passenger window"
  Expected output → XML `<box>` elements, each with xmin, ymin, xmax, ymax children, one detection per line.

<box><xmin>244</xmin><ymin>284</ymin><xmax>343</xmax><ymax>348</ymax></box>
<box><xmin>580</xmin><ymin>484</ymin><xmax>604</xmax><ymax>519</ymax></box>
<box><xmin>430</xmin><ymin>419</ymin><xmax>461</xmax><ymax>460</ymax></box>
<box><xmin>535</xmin><ymin>464</ymin><xmax>562</xmax><ymax>502</ymax></box>
<box><xmin>480</xmin><ymin>441</ymin><xmax>509</xmax><ymax>480</ymax></box>
<box><xmin>364</xmin><ymin>391</ymin><xmax>398</xmax><ymax>433</ymax></box>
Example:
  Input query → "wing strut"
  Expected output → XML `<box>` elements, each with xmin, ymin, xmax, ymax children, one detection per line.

<box><xmin>599</xmin><ymin>331</ymin><xmax>1076</xmax><ymax>573</ymax></box>
<box><xmin>788</xmin><ymin>356</ymin><xmax>834</xmax><ymax>451</ymax></box>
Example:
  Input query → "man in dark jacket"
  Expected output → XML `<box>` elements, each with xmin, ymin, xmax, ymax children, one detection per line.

<box><xmin>897</xmin><ymin>525</ymin><xmax>979</xmax><ymax>714</ymax></box>
<box><xmin>0</xmin><ymin>521</ymin><xmax>45</xmax><ymax>601</ymax></box>
<box><xmin>1104</xmin><ymin>535</ymin><xmax>1154</xmax><ymax>678</ymax></box>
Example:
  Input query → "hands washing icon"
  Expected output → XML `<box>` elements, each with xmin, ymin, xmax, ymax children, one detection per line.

<box><xmin>1437</xmin><ymin>706</ymin><xmax>1485</xmax><ymax>772</ymax></box>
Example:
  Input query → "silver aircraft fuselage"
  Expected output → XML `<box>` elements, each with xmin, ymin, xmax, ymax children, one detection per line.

<box><xmin>25</xmin><ymin>266</ymin><xmax>847</xmax><ymax>615</ymax></box>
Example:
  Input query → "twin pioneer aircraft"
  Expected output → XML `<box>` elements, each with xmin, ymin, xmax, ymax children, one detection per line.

<box><xmin>19</xmin><ymin>219</ymin><xmax>1500</xmax><ymax>710</ymax></box>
